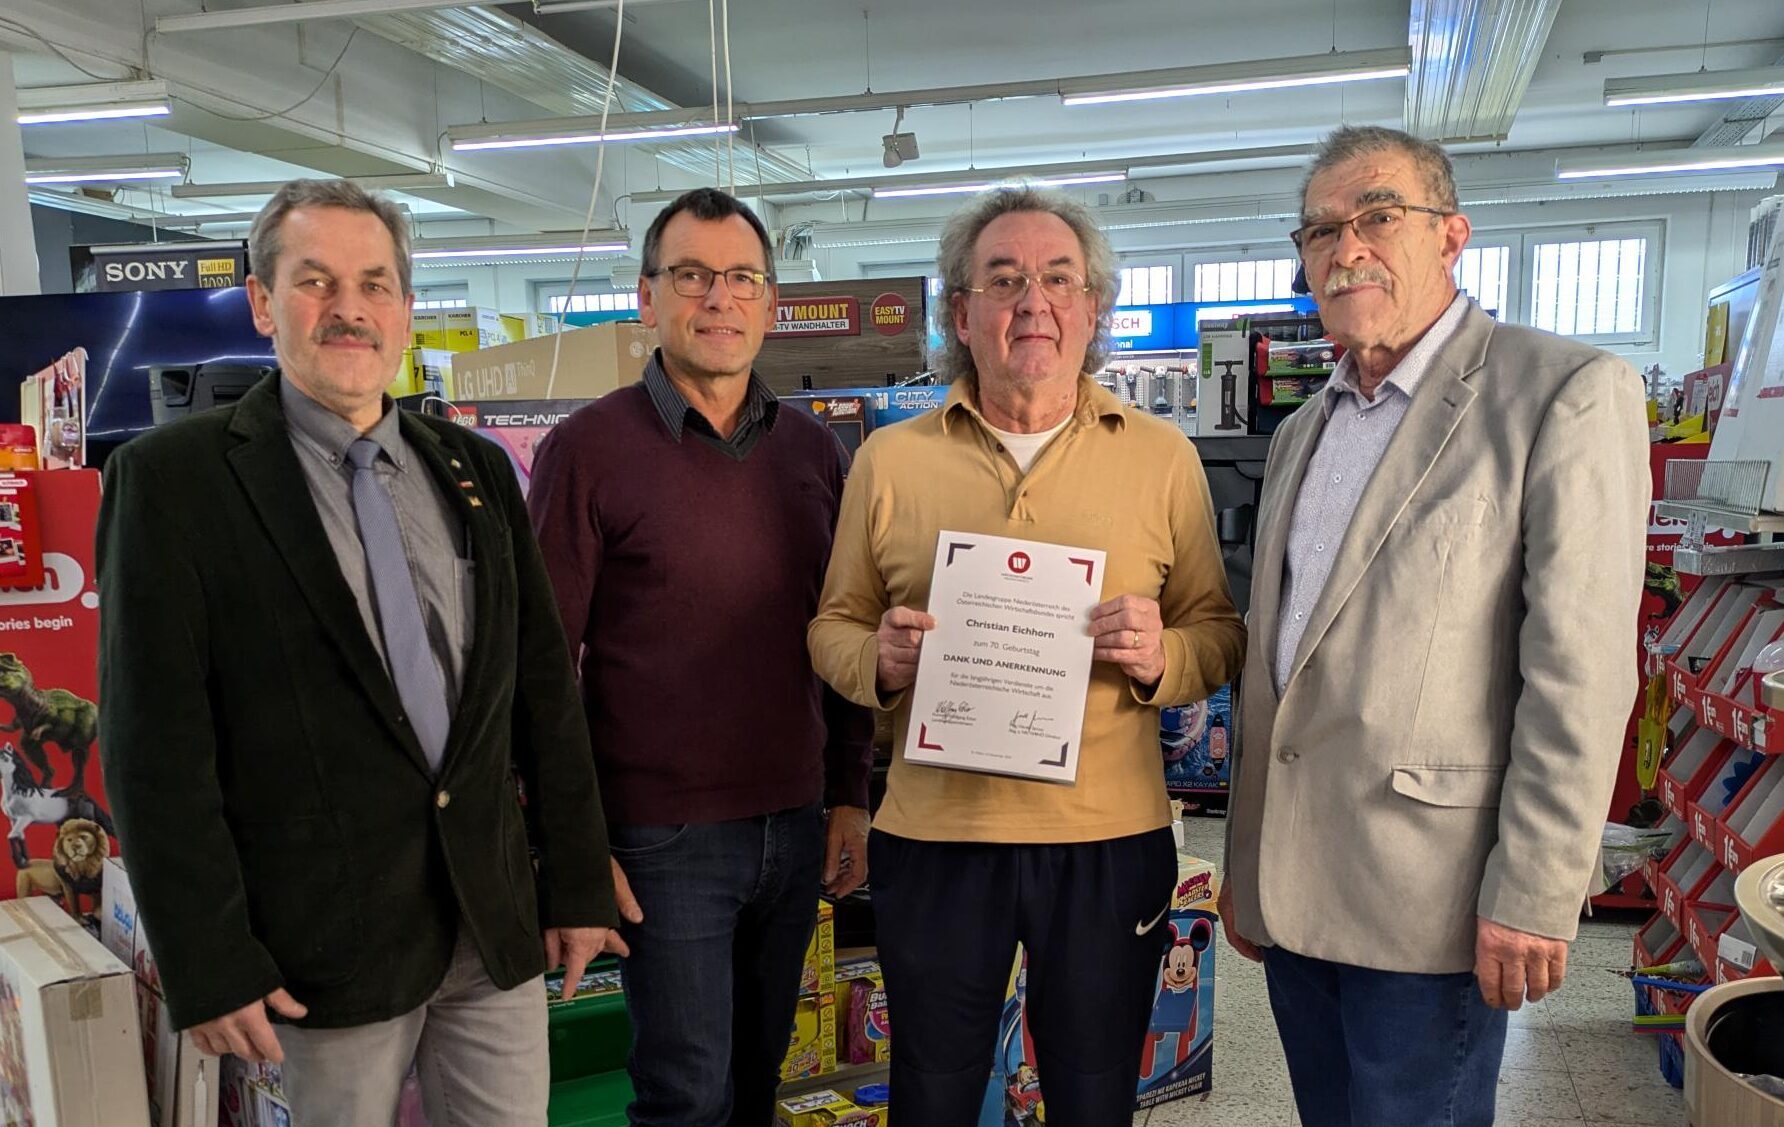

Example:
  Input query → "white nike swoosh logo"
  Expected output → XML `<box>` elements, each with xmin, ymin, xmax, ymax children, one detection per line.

<box><xmin>1136</xmin><ymin>904</ymin><xmax>1170</xmax><ymax>935</ymax></box>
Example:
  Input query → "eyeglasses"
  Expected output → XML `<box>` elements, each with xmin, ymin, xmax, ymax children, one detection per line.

<box><xmin>1289</xmin><ymin>204</ymin><xmax>1454</xmax><ymax>254</ymax></box>
<box><xmin>644</xmin><ymin>263</ymin><xmax>771</xmax><ymax>300</ymax></box>
<box><xmin>962</xmin><ymin>270</ymin><xmax>1092</xmax><ymax>307</ymax></box>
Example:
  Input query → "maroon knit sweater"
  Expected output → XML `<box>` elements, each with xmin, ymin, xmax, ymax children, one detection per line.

<box><xmin>528</xmin><ymin>383</ymin><xmax>874</xmax><ymax>827</ymax></box>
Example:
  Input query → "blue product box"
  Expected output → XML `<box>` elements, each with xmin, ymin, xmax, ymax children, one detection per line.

<box><xmin>1162</xmin><ymin>684</ymin><xmax>1232</xmax><ymax>793</ymax></box>
<box><xmin>978</xmin><ymin>852</ymin><xmax>1218</xmax><ymax>1123</ymax></box>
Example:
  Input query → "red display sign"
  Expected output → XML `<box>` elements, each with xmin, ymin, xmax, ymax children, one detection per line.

<box><xmin>770</xmin><ymin>296</ymin><xmax>861</xmax><ymax>338</ymax></box>
<box><xmin>0</xmin><ymin>470</ymin><xmax>113</xmax><ymax>922</ymax></box>
<box><xmin>869</xmin><ymin>292</ymin><xmax>912</xmax><ymax>336</ymax></box>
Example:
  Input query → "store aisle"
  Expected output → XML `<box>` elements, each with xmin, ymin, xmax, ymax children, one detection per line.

<box><xmin>1131</xmin><ymin>816</ymin><xmax>1689</xmax><ymax>1127</ymax></box>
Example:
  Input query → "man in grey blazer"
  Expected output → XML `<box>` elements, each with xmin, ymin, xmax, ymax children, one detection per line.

<box><xmin>1223</xmin><ymin>126</ymin><xmax>1649</xmax><ymax>1126</ymax></box>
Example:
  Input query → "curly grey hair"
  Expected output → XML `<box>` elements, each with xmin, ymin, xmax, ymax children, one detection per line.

<box><xmin>1299</xmin><ymin>125</ymin><xmax>1459</xmax><ymax>216</ymax></box>
<box><xmin>248</xmin><ymin>178</ymin><xmax>413</xmax><ymax>295</ymax></box>
<box><xmin>932</xmin><ymin>187</ymin><xmax>1120</xmax><ymax>384</ymax></box>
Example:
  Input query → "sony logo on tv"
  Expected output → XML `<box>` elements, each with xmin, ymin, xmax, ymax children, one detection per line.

<box><xmin>102</xmin><ymin>259</ymin><xmax>189</xmax><ymax>283</ymax></box>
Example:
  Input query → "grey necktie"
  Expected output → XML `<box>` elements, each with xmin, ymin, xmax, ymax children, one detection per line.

<box><xmin>347</xmin><ymin>438</ymin><xmax>451</xmax><ymax>774</ymax></box>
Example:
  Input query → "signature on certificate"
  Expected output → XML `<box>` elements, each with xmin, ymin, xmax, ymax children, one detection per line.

<box><xmin>932</xmin><ymin>700</ymin><xmax>976</xmax><ymax>722</ymax></box>
<box><xmin>1009</xmin><ymin>711</ymin><xmax>1057</xmax><ymax>737</ymax></box>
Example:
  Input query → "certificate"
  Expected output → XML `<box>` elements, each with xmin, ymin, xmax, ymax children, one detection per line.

<box><xmin>903</xmin><ymin>530</ymin><xmax>1106</xmax><ymax>783</ymax></box>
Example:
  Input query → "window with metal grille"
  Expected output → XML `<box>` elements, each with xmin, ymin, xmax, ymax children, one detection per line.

<box><xmin>412</xmin><ymin>283</ymin><xmax>469</xmax><ymax>311</ymax></box>
<box><xmin>1118</xmin><ymin>264</ymin><xmax>1175</xmax><ymax>306</ymax></box>
<box><xmin>1190</xmin><ymin>258</ymin><xmax>1296</xmax><ymax>303</ymax></box>
<box><xmin>534</xmin><ymin>280</ymin><xmax>639</xmax><ymax>315</ymax></box>
<box><xmin>1528</xmin><ymin>234</ymin><xmax>1651</xmax><ymax>340</ymax></box>
<box><xmin>1453</xmin><ymin>245</ymin><xmax>1510</xmax><ymax>317</ymax></box>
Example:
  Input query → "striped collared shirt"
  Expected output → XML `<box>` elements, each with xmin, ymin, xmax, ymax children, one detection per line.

<box><xmin>642</xmin><ymin>349</ymin><xmax>781</xmax><ymax>461</ymax></box>
<box><xmin>1274</xmin><ymin>293</ymin><xmax>1471</xmax><ymax>693</ymax></box>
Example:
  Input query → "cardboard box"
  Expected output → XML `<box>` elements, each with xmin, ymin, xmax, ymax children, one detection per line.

<box><xmin>801</xmin><ymin>899</ymin><xmax>836</xmax><ymax>998</ymax></box>
<box><xmin>501</xmin><ymin>314</ymin><xmax>529</xmax><ymax>345</ymax></box>
<box><xmin>527</xmin><ymin>312</ymin><xmax>560</xmax><ymax>339</ymax></box>
<box><xmin>980</xmin><ymin>850</ymin><xmax>1218</xmax><ymax>1124</ymax></box>
<box><xmin>780</xmin><ymin>990</ymin><xmax>837</xmax><ymax>1082</ymax></box>
<box><xmin>139</xmin><ymin>982</ymin><xmax>221</xmax><ymax>1127</ymax></box>
<box><xmin>411</xmin><ymin>311</ymin><xmax>446</xmax><ymax>351</ymax></box>
<box><xmin>0</xmin><ymin>896</ymin><xmax>151</xmax><ymax>1124</ymax></box>
<box><xmin>1162</xmin><ymin>684</ymin><xmax>1232</xmax><ymax>794</ymax></box>
<box><xmin>218</xmin><ymin>1058</ymin><xmax>287</xmax><ymax>1127</ymax></box>
<box><xmin>452</xmin><ymin>322</ymin><xmax>654</xmax><ymax>401</ymax></box>
<box><xmin>103</xmin><ymin>858</ymin><xmax>221</xmax><ymax>1127</ymax></box>
<box><xmin>444</xmin><ymin>307</ymin><xmax>513</xmax><ymax>352</ymax></box>
<box><xmin>837</xmin><ymin>954</ymin><xmax>889</xmax><ymax>1065</ymax></box>
<box><xmin>410</xmin><ymin>349</ymin><xmax>454</xmax><ymax>398</ymax></box>
<box><xmin>776</xmin><ymin>1089</ymin><xmax>884</xmax><ymax>1127</ymax></box>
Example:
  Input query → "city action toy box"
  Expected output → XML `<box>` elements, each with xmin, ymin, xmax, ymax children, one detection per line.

<box><xmin>1162</xmin><ymin>684</ymin><xmax>1232</xmax><ymax>794</ymax></box>
<box><xmin>979</xmin><ymin>850</ymin><xmax>1217</xmax><ymax>1124</ymax></box>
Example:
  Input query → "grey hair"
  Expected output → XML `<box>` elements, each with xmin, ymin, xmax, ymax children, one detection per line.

<box><xmin>1299</xmin><ymin>126</ymin><xmax>1459</xmax><ymax>215</ymax></box>
<box><xmin>248</xmin><ymin>178</ymin><xmax>414</xmax><ymax>295</ymax></box>
<box><xmin>931</xmin><ymin>187</ymin><xmax>1120</xmax><ymax>384</ymax></box>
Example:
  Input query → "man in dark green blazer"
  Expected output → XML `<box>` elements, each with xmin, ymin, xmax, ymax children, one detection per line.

<box><xmin>97</xmin><ymin>178</ymin><xmax>619</xmax><ymax>1127</ymax></box>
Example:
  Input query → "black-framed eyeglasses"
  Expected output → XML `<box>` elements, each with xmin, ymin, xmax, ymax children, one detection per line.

<box><xmin>644</xmin><ymin>263</ymin><xmax>771</xmax><ymax>300</ymax></box>
<box><xmin>961</xmin><ymin>270</ymin><xmax>1092</xmax><ymax>307</ymax></box>
<box><xmin>1289</xmin><ymin>204</ymin><xmax>1454</xmax><ymax>254</ymax></box>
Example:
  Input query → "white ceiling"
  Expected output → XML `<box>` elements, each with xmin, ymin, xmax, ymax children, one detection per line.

<box><xmin>6</xmin><ymin>0</ymin><xmax>1783</xmax><ymax>234</ymax></box>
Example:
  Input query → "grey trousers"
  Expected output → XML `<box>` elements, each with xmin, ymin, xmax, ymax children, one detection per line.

<box><xmin>278</xmin><ymin>931</ymin><xmax>549</xmax><ymax>1127</ymax></box>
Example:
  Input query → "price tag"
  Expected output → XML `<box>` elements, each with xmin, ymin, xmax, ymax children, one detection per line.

<box><xmin>1683</xmin><ymin>511</ymin><xmax>1709</xmax><ymax>551</ymax></box>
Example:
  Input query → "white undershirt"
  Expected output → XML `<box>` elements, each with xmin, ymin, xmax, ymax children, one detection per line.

<box><xmin>985</xmin><ymin>416</ymin><xmax>1072</xmax><ymax>474</ymax></box>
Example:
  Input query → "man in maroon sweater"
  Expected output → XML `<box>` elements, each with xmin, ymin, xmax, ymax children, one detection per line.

<box><xmin>528</xmin><ymin>188</ymin><xmax>875</xmax><ymax>1127</ymax></box>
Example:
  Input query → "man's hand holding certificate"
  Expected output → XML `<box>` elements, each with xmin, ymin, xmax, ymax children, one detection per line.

<box><xmin>897</xmin><ymin>530</ymin><xmax>1107</xmax><ymax>783</ymax></box>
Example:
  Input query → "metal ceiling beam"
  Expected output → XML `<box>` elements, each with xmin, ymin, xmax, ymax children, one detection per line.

<box><xmin>1694</xmin><ymin>50</ymin><xmax>1784</xmax><ymax>149</ymax></box>
<box><xmin>521</xmin><ymin>48</ymin><xmax>1411</xmax><ymax>135</ymax></box>
<box><xmin>172</xmin><ymin>172</ymin><xmax>456</xmax><ymax>198</ymax></box>
<box><xmin>156</xmin><ymin>0</ymin><xmax>481</xmax><ymax>34</ymax></box>
<box><xmin>1406</xmin><ymin>0</ymin><xmax>1564</xmax><ymax>143</ymax></box>
<box><xmin>631</xmin><ymin>145</ymin><xmax>1316</xmax><ymax>204</ymax></box>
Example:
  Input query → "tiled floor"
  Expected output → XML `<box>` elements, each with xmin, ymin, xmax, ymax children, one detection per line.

<box><xmin>1130</xmin><ymin>814</ymin><xmax>1689</xmax><ymax>1126</ymax></box>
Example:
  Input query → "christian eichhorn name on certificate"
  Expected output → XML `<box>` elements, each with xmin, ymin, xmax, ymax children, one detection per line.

<box><xmin>904</xmin><ymin>530</ymin><xmax>1106</xmax><ymax>784</ymax></box>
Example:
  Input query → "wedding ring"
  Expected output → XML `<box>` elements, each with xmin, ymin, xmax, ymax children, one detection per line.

<box><xmin>1131</xmin><ymin>630</ymin><xmax>1141</xmax><ymax>648</ymax></box>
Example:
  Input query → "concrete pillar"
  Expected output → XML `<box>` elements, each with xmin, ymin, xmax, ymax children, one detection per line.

<box><xmin>0</xmin><ymin>52</ymin><xmax>42</xmax><ymax>296</ymax></box>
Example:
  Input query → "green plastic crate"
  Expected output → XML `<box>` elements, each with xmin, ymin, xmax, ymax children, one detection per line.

<box><xmin>546</xmin><ymin>958</ymin><xmax>634</xmax><ymax>1084</ymax></box>
<box><xmin>547</xmin><ymin>1070</ymin><xmax>634</xmax><ymax>1127</ymax></box>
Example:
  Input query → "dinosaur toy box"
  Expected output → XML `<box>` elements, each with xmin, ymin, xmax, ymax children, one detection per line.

<box><xmin>0</xmin><ymin>895</ymin><xmax>151</xmax><ymax>1125</ymax></box>
<box><xmin>0</xmin><ymin>470</ymin><xmax>113</xmax><ymax>925</ymax></box>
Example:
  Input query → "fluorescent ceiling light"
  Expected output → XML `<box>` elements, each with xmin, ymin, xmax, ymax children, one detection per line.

<box><xmin>16</xmin><ymin>80</ymin><xmax>171</xmax><ymax>125</ymax></box>
<box><xmin>449</xmin><ymin>122</ymin><xmax>738</xmax><ymax>152</ymax></box>
<box><xmin>156</xmin><ymin>0</ymin><xmax>474</xmax><ymax>33</ymax></box>
<box><xmin>1604</xmin><ymin>65</ymin><xmax>1784</xmax><ymax>107</ymax></box>
<box><xmin>873</xmin><ymin>172</ymin><xmax>1127</xmax><ymax>199</ymax></box>
<box><xmin>1061</xmin><ymin>48</ymin><xmax>1410</xmax><ymax>106</ymax></box>
<box><xmin>410</xmin><ymin>232</ymin><xmax>631</xmax><ymax>260</ymax></box>
<box><xmin>23</xmin><ymin>153</ymin><xmax>189</xmax><ymax>185</ymax></box>
<box><xmin>1555</xmin><ymin>142</ymin><xmax>1784</xmax><ymax>179</ymax></box>
<box><xmin>172</xmin><ymin>172</ymin><xmax>455</xmax><ymax>200</ymax></box>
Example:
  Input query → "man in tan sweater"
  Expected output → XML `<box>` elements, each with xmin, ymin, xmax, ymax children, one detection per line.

<box><xmin>809</xmin><ymin>187</ymin><xmax>1244</xmax><ymax>1125</ymax></box>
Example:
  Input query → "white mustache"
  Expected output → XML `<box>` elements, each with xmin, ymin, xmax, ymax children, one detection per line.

<box><xmin>1324</xmin><ymin>267</ymin><xmax>1391</xmax><ymax>296</ymax></box>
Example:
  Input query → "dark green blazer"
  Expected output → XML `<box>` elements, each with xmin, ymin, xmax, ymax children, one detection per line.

<box><xmin>97</xmin><ymin>374</ymin><xmax>617</xmax><ymax>1031</ymax></box>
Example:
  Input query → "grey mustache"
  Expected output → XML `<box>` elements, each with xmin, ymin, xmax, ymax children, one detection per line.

<box><xmin>1323</xmin><ymin>267</ymin><xmax>1391</xmax><ymax>296</ymax></box>
<box><xmin>315</xmin><ymin>323</ymin><xmax>381</xmax><ymax>346</ymax></box>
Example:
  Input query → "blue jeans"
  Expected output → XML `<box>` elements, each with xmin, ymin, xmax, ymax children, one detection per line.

<box><xmin>611</xmin><ymin>803</ymin><xmax>824</xmax><ymax>1127</ymax></box>
<box><xmin>1263</xmin><ymin>946</ymin><xmax>1508</xmax><ymax>1127</ymax></box>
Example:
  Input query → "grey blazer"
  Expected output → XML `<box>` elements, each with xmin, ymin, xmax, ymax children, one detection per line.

<box><xmin>1228</xmin><ymin>301</ymin><xmax>1651</xmax><ymax>974</ymax></box>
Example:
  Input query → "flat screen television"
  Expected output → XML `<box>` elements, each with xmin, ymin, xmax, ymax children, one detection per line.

<box><xmin>0</xmin><ymin>286</ymin><xmax>274</xmax><ymax>466</ymax></box>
